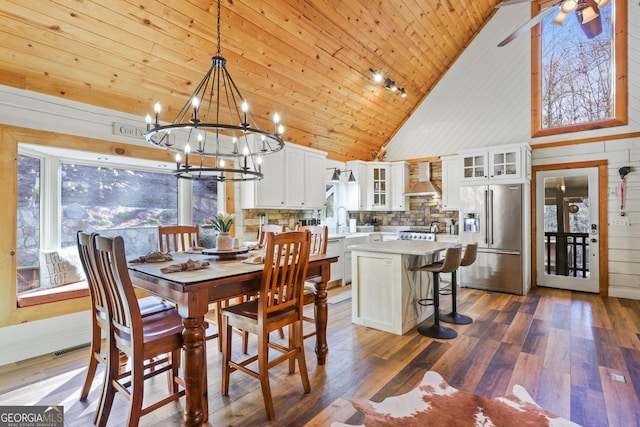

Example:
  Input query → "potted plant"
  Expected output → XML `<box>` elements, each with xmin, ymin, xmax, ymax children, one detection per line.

<box><xmin>204</xmin><ymin>212</ymin><xmax>234</xmax><ymax>250</ymax></box>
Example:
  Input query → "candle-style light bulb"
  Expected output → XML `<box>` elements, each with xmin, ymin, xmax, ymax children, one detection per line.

<box><xmin>232</xmin><ymin>137</ymin><xmax>238</xmax><ymax>154</ymax></box>
<box><xmin>277</xmin><ymin>124</ymin><xmax>285</xmax><ymax>135</ymax></box>
<box><xmin>145</xmin><ymin>114</ymin><xmax>152</xmax><ymax>130</ymax></box>
<box><xmin>257</xmin><ymin>156</ymin><xmax>263</xmax><ymax>173</ymax></box>
<box><xmin>192</xmin><ymin>97</ymin><xmax>199</xmax><ymax>122</ymax></box>
<box><xmin>197</xmin><ymin>134</ymin><xmax>204</xmax><ymax>152</ymax></box>
<box><xmin>154</xmin><ymin>102</ymin><xmax>161</xmax><ymax>126</ymax></box>
<box><xmin>219</xmin><ymin>158</ymin><xmax>226</xmax><ymax>168</ymax></box>
<box><xmin>241</xmin><ymin>100</ymin><xmax>248</xmax><ymax>125</ymax></box>
<box><xmin>243</xmin><ymin>146</ymin><xmax>249</xmax><ymax>169</ymax></box>
<box><xmin>184</xmin><ymin>143</ymin><xmax>191</xmax><ymax>166</ymax></box>
<box><xmin>175</xmin><ymin>153</ymin><xmax>181</xmax><ymax>170</ymax></box>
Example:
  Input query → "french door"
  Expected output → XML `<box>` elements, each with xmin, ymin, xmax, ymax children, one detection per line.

<box><xmin>535</xmin><ymin>167</ymin><xmax>600</xmax><ymax>292</ymax></box>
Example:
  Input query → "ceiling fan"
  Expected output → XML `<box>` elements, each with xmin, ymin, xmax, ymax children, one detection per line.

<box><xmin>496</xmin><ymin>0</ymin><xmax>610</xmax><ymax>47</ymax></box>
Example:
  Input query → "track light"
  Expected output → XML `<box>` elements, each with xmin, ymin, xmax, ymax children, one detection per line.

<box><xmin>369</xmin><ymin>68</ymin><xmax>406</xmax><ymax>98</ymax></box>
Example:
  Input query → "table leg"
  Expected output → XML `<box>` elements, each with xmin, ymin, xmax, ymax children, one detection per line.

<box><xmin>182</xmin><ymin>317</ymin><xmax>208</xmax><ymax>426</ymax></box>
<box><xmin>314</xmin><ymin>279</ymin><xmax>328</xmax><ymax>365</ymax></box>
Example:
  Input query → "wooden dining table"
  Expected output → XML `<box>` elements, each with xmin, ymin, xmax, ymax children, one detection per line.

<box><xmin>128</xmin><ymin>251</ymin><xmax>338</xmax><ymax>427</ymax></box>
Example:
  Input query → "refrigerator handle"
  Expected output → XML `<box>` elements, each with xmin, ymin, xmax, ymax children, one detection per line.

<box><xmin>489</xmin><ymin>189</ymin><xmax>494</xmax><ymax>245</ymax></box>
<box><xmin>484</xmin><ymin>189</ymin><xmax>489</xmax><ymax>245</ymax></box>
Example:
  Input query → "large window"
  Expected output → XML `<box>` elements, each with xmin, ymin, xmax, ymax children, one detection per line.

<box><xmin>532</xmin><ymin>0</ymin><xmax>627</xmax><ymax>137</ymax></box>
<box><xmin>16</xmin><ymin>145</ymin><xmax>219</xmax><ymax>295</ymax></box>
<box><xmin>60</xmin><ymin>162</ymin><xmax>179</xmax><ymax>253</ymax></box>
<box><xmin>17</xmin><ymin>154</ymin><xmax>41</xmax><ymax>293</ymax></box>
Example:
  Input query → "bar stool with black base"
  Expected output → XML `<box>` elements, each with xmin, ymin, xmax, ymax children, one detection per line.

<box><xmin>411</xmin><ymin>245</ymin><xmax>462</xmax><ymax>339</ymax></box>
<box><xmin>440</xmin><ymin>243</ymin><xmax>477</xmax><ymax>325</ymax></box>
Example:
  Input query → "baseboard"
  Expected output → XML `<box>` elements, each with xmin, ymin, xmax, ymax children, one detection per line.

<box><xmin>608</xmin><ymin>287</ymin><xmax>640</xmax><ymax>300</ymax></box>
<box><xmin>0</xmin><ymin>311</ymin><xmax>92</xmax><ymax>366</ymax></box>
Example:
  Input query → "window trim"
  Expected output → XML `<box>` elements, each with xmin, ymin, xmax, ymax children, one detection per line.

<box><xmin>531</xmin><ymin>0</ymin><xmax>628</xmax><ymax>138</ymax></box>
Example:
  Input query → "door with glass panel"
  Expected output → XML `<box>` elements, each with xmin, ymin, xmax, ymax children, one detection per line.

<box><xmin>536</xmin><ymin>167</ymin><xmax>599</xmax><ymax>292</ymax></box>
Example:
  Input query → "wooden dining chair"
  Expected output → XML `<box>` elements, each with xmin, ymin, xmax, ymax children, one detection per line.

<box><xmin>158</xmin><ymin>225</ymin><xmax>200</xmax><ymax>252</ymax></box>
<box><xmin>258</xmin><ymin>223</ymin><xmax>287</xmax><ymax>339</ymax></box>
<box><xmin>157</xmin><ymin>224</ymin><xmax>222</xmax><ymax>348</ymax></box>
<box><xmin>76</xmin><ymin>231</ymin><xmax>173</xmax><ymax>413</ymax></box>
<box><xmin>297</xmin><ymin>225</ymin><xmax>328</xmax><ymax>340</ymax></box>
<box><xmin>258</xmin><ymin>223</ymin><xmax>286</xmax><ymax>246</ymax></box>
<box><xmin>93</xmin><ymin>235</ymin><xmax>185</xmax><ymax>427</ymax></box>
<box><xmin>221</xmin><ymin>231</ymin><xmax>312</xmax><ymax>420</ymax></box>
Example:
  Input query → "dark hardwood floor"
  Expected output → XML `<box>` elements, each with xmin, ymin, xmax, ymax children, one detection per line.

<box><xmin>1</xmin><ymin>286</ymin><xmax>639</xmax><ymax>426</ymax></box>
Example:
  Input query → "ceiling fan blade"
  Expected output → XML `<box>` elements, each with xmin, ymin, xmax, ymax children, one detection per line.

<box><xmin>495</xmin><ymin>0</ymin><xmax>537</xmax><ymax>8</ymax></box>
<box><xmin>497</xmin><ymin>4</ymin><xmax>560</xmax><ymax>47</ymax></box>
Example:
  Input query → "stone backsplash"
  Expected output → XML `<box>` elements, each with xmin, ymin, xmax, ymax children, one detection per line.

<box><xmin>348</xmin><ymin>160</ymin><xmax>458</xmax><ymax>230</ymax></box>
<box><xmin>240</xmin><ymin>161</ymin><xmax>459</xmax><ymax>241</ymax></box>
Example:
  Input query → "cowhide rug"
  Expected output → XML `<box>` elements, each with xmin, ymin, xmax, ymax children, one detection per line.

<box><xmin>331</xmin><ymin>371</ymin><xmax>581</xmax><ymax>427</ymax></box>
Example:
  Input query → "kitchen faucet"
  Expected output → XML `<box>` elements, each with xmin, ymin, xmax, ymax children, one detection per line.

<box><xmin>336</xmin><ymin>206</ymin><xmax>348</xmax><ymax>234</ymax></box>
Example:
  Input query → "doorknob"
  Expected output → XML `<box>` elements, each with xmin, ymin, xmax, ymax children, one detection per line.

<box><xmin>591</xmin><ymin>238</ymin><xmax>597</xmax><ymax>243</ymax></box>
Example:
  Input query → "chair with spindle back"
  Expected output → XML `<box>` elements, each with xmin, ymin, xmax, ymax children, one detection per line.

<box><xmin>297</xmin><ymin>225</ymin><xmax>328</xmax><ymax>339</ymax></box>
<box><xmin>76</xmin><ymin>231</ymin><xmax>173</xmax><ymax>418</ymax></box>
<box><xmin>92</xmin><ymin>235</ymin><xmax>185</xmax><ymax>427</ymax></box>
<box><xmin>221</xmin><ymin>231</ymin><xmax>312</xmax><ymax>420</ymax></box>
<box><xmin>258</xmin><ymin>223</ymin><xmax>286</xmax><ymax>246</ymax></box>
<box><xmin>157</xmin><ymin>224</ymin><xmax>223</xmax><ymax>348</ymax></box>
<box><xmin>158</xmin><ymin>225</ymin><xmax>200</xmax><ymax>252</ymax></box>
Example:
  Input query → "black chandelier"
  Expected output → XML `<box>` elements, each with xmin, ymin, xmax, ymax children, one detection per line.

<box><xmin>144</xmin><ymin>0</ymin><xmax>284</xmax><ymax>182</ymax></box>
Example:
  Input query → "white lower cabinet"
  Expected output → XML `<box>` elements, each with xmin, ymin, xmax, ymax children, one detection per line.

<box><xmin>343</xmin><ymin>235</ymin><xmax>369</xmax><ymax>284</ymax></box>
<box><xmin>327</xmin><ymin>238</ymin><xmax>344</xmax><ymax>284</ymax></box>
<box><xmin>351</xmin><ymin>250</ymin><xmax>433</xmax><ymax>335</ymax></box>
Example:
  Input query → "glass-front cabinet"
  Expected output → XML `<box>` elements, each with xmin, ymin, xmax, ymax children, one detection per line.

<box><xmin>460</xmin><ymin>143</ymin><xmax>531</xmax><ymax>184</ymax></box>
<box><xmin>462</xmin><ymin>153</ymin><xmax>488</xmax><ymax>181</ymax></box>
<box><xmin>490</xmin><ymin>149</ymin><xmax>519</xmax><ymax>180</ymax></box>
<box><xmin>367</xmin><ymin>164</ymin><xmax>389</xmax><ymax>210</ymax></box>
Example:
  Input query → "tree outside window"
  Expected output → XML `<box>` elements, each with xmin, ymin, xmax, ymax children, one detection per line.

<box><xmin>532</xmin><ymin>0</ymin><xmax>627</xmax><ymax>137</ymax></box>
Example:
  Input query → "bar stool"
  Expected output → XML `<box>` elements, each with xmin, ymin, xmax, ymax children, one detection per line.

<box><xmin>440</xmin><ymin>243</ymin><xmax>477</xmax><ymax>325</ymax></box>
<box><xmin>411</xmin><ymin>245</ymin><xmax>462</xmax><ymax>339</ymax></box>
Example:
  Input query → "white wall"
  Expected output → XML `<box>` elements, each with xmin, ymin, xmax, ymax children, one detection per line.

<box><xmin>387</xmin><ymin>0</ymin><xmax>640</xmax><ymax>159</ymax></box>
<box><xmin>385</xmin><ymin>1</ymin><xmax>640</xmax><ymax>299</ymax></box>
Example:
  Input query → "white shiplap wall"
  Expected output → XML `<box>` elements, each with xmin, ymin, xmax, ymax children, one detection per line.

<box><xmin>386</xmin><ymin>0</ymin><xmax>640</xmax><ymax>299</ymax></box>
<box><xmin>387</xmin><ymin>0</ymin><xmax>640</xmax><ymax>159</ymax></box>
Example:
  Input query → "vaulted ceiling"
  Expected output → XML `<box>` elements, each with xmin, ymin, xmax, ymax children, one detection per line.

<box><xmin>0</xmin><ymin>0</ymin><xmax>503</xmax><ymax>162</ymax></box>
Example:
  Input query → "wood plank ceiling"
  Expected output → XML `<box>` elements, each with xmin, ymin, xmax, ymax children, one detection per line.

<box><xmin>0</xmin><ymin>0</ymin><xmax>501</xmax><ymax>162</ymax></box>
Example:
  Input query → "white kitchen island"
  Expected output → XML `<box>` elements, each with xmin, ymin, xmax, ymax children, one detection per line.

<box><xmin>350</xmin><ymin>240</ymin><xmax>453</xmax><ymax>335</ymax></box>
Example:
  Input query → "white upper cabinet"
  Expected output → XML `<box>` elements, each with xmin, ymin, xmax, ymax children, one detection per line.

<box><xmin>345</xmin><ymin>161</ymin><xmax>407</xmax><ymax>211</ymax></box>
<box><xmin>241</xmin><ymin>143</ymin><xmax>326</xmax><ymax>210</ymax></box>
<box><xmin>441</xmin><ymin>156</ymin><xmax>460</xmax><ymax>211</ymax></box>
<box><xmin>304</xmin><ymin>150</ymin><xmax>327</xmax><ymax>209</ymax></box>
<box><xmin>459</xmin><ymin>143</ymin><xmax>531</xmax><ymax>184</ymax></box>
<box><xmin>390</xmin><ymin>161</ymin><xmax>409</xmax><ymax>211</ymax></box>
<box><xmin>285</xmin><ymin>146</ymin><xmax>306</xmax><ymax>207</ymax></box>
<box><xmin>367</xmin><ymin>163</ymin><xmax>390</xmax><ymax>211</ymax></box>
<box><xmin>345</xmin><ymin>160</ymin><xmax>368</xmax><ymax>211</ymax></box>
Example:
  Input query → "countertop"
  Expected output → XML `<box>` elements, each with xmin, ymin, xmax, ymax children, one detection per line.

<box><xmin>349</xmin><ymin>240</ymin><xmax>453</xmax><ymax>256</ymax></box>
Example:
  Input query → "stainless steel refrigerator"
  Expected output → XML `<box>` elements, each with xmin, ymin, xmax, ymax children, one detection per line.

<box><xmin>459</xmin><ymin>184</ymin><xmax>525</xmax><ymax>295</ymax></box>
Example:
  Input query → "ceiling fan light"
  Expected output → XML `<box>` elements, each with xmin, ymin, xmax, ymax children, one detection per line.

<box><xmin>580</xmin><ymin>6</ymin><xmax>599</xmax><ymax>24</ymax></box>
<box><xmin>552</xmin><ymin>11</ymin><xmax>567</xmax><ymax>25</ymax></box>
<box><xmin>560</xmin><ymin>0</ymin><xmax>578</xmax><ymax>13</ymax></box>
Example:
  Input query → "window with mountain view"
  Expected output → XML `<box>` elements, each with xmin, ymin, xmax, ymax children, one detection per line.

<box><xmin>532</xmin><ymin>0</ymin><xmax>627</xmax><ymax>137</ymax></box>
